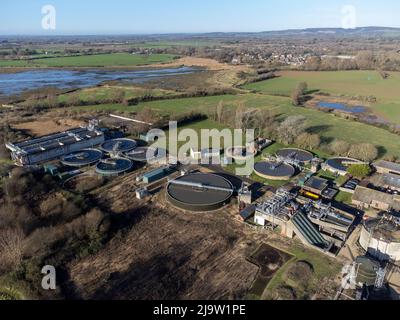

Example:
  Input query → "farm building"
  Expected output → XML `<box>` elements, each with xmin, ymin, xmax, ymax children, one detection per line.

<box><xmin>373</xmin><ymin>160</ymin><xmax>400</xmax><ymax>176</ymax></box>
<box><xmin>6</xmin><ymin>127</ymin><xmax>105</xmax><ymax>166</ymax></box>
<box><xmin>352</xmin><ymin>186</ymin><xmax>400</xmax><ymax>212</ymax></box>
<box><xmin>370</xmin><ymin>173</ymin><xmax>400</xmax><ymax>193</ymax></box>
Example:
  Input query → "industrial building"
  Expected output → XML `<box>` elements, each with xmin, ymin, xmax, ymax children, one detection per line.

<box><xmin>352</xmin><ymin>186</ymin><xmax>400</xmax><ymax>212</ymax></box>
<box><xmin>369</xmin><ymin>173</ymin><xmax>400</xmax><ymax>193</ymax></box>
<box><xmin>141</xmin><ymin>166</ymin><xmax>176</xmax><ymax>184</ymax></box>
<box><xmin>373</xmin><ymin>160</ymin><xmax>400</xmax><ymax>176</ymax></box>
<box><xmin>301</xmin><ymin>176</ymin><xmax>338</xmax><ymax>200</ymax></box>
<box><xmin>253</xmin><ymin>188</ymin><xmax>355</xmax><ymax>254</ymax></box>
<box><xmin>6</xmin><ymin>127</ymin><xmax>105</xmax><ymax>166</ymax></box>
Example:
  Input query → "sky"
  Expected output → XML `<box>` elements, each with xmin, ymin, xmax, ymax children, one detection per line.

<box><xmin>0</xmin><ymin>0</ymin><xmax>399</xmax><ymax>35</ymax></box>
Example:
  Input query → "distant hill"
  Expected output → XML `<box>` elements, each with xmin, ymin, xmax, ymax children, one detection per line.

<box><xmin>2</xmin><ymin>27</ymin><xmax>400</xmax><ymax>41</ymax></box>
<box><xmin>256</xmin><ymin>27</ymin><xmax>400</xmax><ymax>37</ymax></box>
<box><xmin>191</xmin><ymin>27</ymin><xmax>400</xmax><ymax>39</ymax></box>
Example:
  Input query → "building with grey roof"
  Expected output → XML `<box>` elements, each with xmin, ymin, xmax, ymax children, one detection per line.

<box><xmin>6</xmin><ymin>127</ymin><xmax>105</xmax><ymax>166</ymax></box>
<box><xmin>370</xmin><ymin>173</ymin><xmax>400</xmax><ymax>192</ymax></box>
<box><xmin>373</xmin><ymin>160</ymin><xmax>400</xmax><ymax>175</ymax></box>
<box><xmin>352</xmin><ymin>186</ymin><xmax>400</xmax><ymax>212</ymax></box>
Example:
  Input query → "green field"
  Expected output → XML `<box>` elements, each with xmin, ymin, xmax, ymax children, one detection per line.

<box><xmin>131</xmin><ymin>40</ymin><xmax>220</xmax><ymax>49</ymax></box>
<box><xmin>264</xmin><ymin>243</ymin><xmax>341</xmax><ymax>300</ymax></box>
<box><xmin>244</xmin><ymin>70</ymin><xmax>400</xmax><ymax>100</ymax></box>
<box><xmin>75</xmin><ymin>93</ymin><xmax>400</xmax><ymax>158</ymax></box>
<box><xmin>243</xmin><ymin>70</ymin><xmax>400</xmax><ymax>123</ymax></box>
<box><xmin>0</xmin><ymin>53</ymin><xmax>177</xmax><ymax>68</ymax></box>
<box><xmin>55</xmin><ymin>86</ymin><xmax>177</xmax><ymax>105</ymax></box>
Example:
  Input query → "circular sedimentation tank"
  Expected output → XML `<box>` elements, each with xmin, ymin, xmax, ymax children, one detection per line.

<box><xmin>355</xmin><ymin>256</ymin><xmax>380</xmax><ymax>286</ymax></box>
<box><xmin>254</xmin><ymin>161</ymin><xmax>295</xmax><ymax>180</ymax></box>
<box><xmin>225</xmin><ymin>146</ymin><xmax>256</xmax><ymax>161</ymax></box>
<box><xmin>60</xmin><ymin>149</ymin><xmax>103</xmax><ymax>167</ymax></box>
<box><xmin>166</xmin><ymin>173</ymin><xmax>234</xmax><ymax>212</ymax></box>
<box><xmin>95</xmin><ymin>157</ymin><xmax>133</xmax><ymax>176</ymax></box>
<box><xmin>277</xmin><ymin>148</ymin><xmax>314</xmax><ymax>163</ymax></box>
<box><xmin>100</xmin><ymin>138</ymin><xmax>137</xmax><ymax>154</ymax></box>
<box><xmin>125</xmin><ymin>146</ymin><xmax>167</xmax><ymax>163</ymax></box>
<box><xmin>324</xmin><ymin>157</ymin><xmax>362</xmax><ymax>175</ymax></box>
<box><xmin>360</xmin><ymin>217</ymin><xmax>400</xmax><ymax>262</ymax></box>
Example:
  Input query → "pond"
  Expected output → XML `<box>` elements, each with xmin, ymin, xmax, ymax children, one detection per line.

<box><xmin>0</xmin><ymin>66</ymin><xmax>198</xmax><ymax>97</ymax></box>
<box><xmin>317</xmin><ymin>101</ymin><xmax>366</xmax><ymax>114</ymax></box>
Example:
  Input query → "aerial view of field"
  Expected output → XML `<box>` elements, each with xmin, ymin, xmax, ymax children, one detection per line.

<box><xmin>2</xmin><ymin>0</ymin><xmax>400</xmax><ymax>310</ymax></box>
<box><xmin>244</xmin><ymin>70</ymin><xmax>400</xmax><ymax>123</ymax></box>
<box><xmin>73</xmin><ymin>93</ymin><xmax>400</xmax><ymax>158</ymax></box>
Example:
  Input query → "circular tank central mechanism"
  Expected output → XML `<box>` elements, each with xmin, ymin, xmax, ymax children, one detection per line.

<box><xmin>254</xmin><ymin>161</ymin><xmax>295</xmax><ymax>180</ymax></box>
<box><xmin>125</xmin><ymin>146</ymin><xmax>167</xmax><ymax>163</ymax></box>
<box><xmin>277</xmin><ymin>148</ymin><xmax>313</xmax><ymax>163</ymax></box>
<box><xmin>100</xmin><ymin>138</ymin><xmax>137</xmax><ymax>154</ymax></box>
<box><xmin>60</xmin><ymin>149</ymin><xmax>103</xmax><ymax>167</ymax></box>
<box><xmin>167</xmin><ymin>173</ymin><xmax>234</xmax><ymax>212</ymax></box>
<box><xmin>95</xmin><ymin>157</ymin><xmax>133</xmax><ymax>176</ymax></box>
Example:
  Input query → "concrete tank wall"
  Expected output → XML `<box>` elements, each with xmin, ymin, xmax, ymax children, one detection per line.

<box><xmin>360</xmin><ymin>225</ymin><xmax>400</xmax><ymax>262</ymax></box>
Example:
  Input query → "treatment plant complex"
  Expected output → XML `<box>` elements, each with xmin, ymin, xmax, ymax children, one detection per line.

<box><xmin>3</xmin><ymin>116</ymin><xmax>400</xmax><ymax>301</ymax></box>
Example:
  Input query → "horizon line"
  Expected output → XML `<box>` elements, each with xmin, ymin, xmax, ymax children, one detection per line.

<box><xmin>0</xmin><ymin>25</ymin><xmax>399</xmax><ymax>38</ymax></box>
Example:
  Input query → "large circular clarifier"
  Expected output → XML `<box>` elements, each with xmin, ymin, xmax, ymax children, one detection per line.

<box><xmin>125</xmin><ymin>146</ymin><xmax>167</xmax><ymax>163</ymax></box>
<box><xmin>60</xmin><ymin>149</ymin><xmax>103</xmax><ymax>167</ymax></box>
<box><xmin>277</xmin><ymin>148</ymin><xmax>313</xmax><ymax>163</ymax></box>
<box><xmin>95</xmin><ymin>157</ymin><xmax>133</xmax><ymax>176</ymax></box>
<box><xmin>254</xmin><ymin>161</ymin><xmax>295</xmax><ymax>180</ymax></box>
<box><xmin>100</xmin><ymin>138</ymin><xmax>137</xmax><ymax>154</ymax></box>
<box><xmin>167</xmin><ymin>173</ymin><xmax>234</xmax><ymax>212</ymax></box>
<box><xmin>324</xmin><ymin>157</ymin><xmax>362</xmax><ymax>175</ymax></box>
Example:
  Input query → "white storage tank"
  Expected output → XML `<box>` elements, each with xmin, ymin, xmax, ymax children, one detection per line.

<box><xmin>359</xmin><ymin>215</ymin><xmax>400</xmax><ymax>262</ymax></box>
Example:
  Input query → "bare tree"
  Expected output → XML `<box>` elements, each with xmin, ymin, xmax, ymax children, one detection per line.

<box><xmin>296</xmin><ymin>133</ymin><xmax>320</xmax><ymax>150</ymax></box>
<box><xmin>234</xmin><ymin>101</ymin><xmax>246</xmax><ymax>130</ymax></box>
<box><xmin>0</xmin><ymin>227</ymin><xmax>25</xmax><ymax>272</ymax></box>
<box><xmin>276</xmin><ymin>116</ymin><xmax>307</xmax><ymax>145</ymax></box>
<box><xmin>253</xmin><ymin>109</ymin><xmax>276</xmax><ymax>138</ymax></box>
<box><xmin>216</xmin><ymin>100</ymin><xmax>225</xmax><ymax>123</ymax></box>
<box><xmin>330</xmin><ymin>139</ymin><xmax>350</xmax><ymax>156</ymax></box>
<box><xmin>348</xmin><ymin>143</ymin><xmax>378</xmax><ymax>162</ymax></box>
